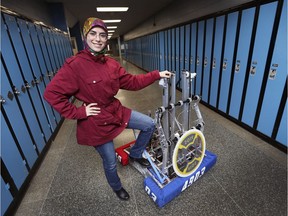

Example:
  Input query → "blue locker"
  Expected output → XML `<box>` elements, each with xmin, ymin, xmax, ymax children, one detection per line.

<box><xmin>190</xmin><ymin>23</ymin><xmax>197</xmax><ymax>96</ymax></box>
<box><xmin>27</xmin><ymin>22</ymin><xmax>62</xmax><ymax>122</ymax></box>
<box><xmin>218</xmin><ymin>12</ymin><xmax>239</xmax><ymax>112</ymax></box>
<box><xmin>27</xmin><ymin>21</ymin><xmax>53</xmax><ymax>77</ymax></box>
<box><xmin>3</xmin><ymin>14</ymin><xmax>48</xmax><ymax>150</ymax></box>
<box><xmin>276</xmin><ymin>102</ymin><xmax>287</xmax><ymax>146</ymax></box>
<box><xmin>1</xmin><ymin>60</ymin><xmax>38</xmax><ymax>168</ymax></box>
<box><xmin>138</xmin><ymin>37</ymin><xmax>142</xmax><ymax>68</ymax></box>
<box><xmin>202</xmin><ymin>18</ymin><xmax>214</xmax><ymax>103</ymax></box>
<box><xmin>159</xmin><ymin>31</ymin><xmax>165</xmax><ymax>71</ymax></box>
<box><xmin>257</xmin><ymin>0</ymin><xmax>287</xmax><ymax>138</ymax></box>
<box><xmin>1</xmin><ymin>177</ymin><xmax>13</xmax><ymax>216</ymax></box>
<box><xmin>229</xmin><ymin>7</ymin><xmax>256</xmax><ymax>119</ymax></box>
<box><xmin>209</xmin><ymin>15</ymin><xmax>225</xmax><ymax>108</ymax></box>
<box><xmin>154</xmin><ymin>34</ymin><xmax>157</xmax><ymax>70</ymax></box>
<box><xmin>34</xmin><ymin>24</ymin><xmax>54</xmax><ymax>74</ymax></box>
<box><xmin>155</xmin><ymin>33</ymin><xmax>159</xmax><ymax>70</ymax></box>
<box><xmin>42</xmin><ymin>27</ymin><xmax>58</xmax><ymax>71</ymax></box>
<box><xmin>171</xmin><ymin>28</ymin><xmax>176</xmax><ymax>75</ymax></box>
<box><xmin>1</xmin><ymin>114</ymin><xmax>29</xmax><ymax>189</ymax></box>
<box><xmin>184</xmin><ymin>24</ymin><xmax>190</xmax><ymax>71</ymax></box>
<box><xmin>163</xmin><ymin>30</ymin><xmax>168</xmax><ymax>70</ymax></box>
<box><xmin>241</xmin><ymin>1</ymin><xmax>278</xmax><ymax>126</ymax></box>
<box><xmin>175</xmin><ymin>27</ymin><xmax>180</xmax><ymax>87</ymax></box>
<box><xmin>195</xmin><ymin>21</ymin><xmax>204</xmax><ymax>95</ymax></box>
<box><xmin>47</xmin><ymin>29</ymin><xmax>61</xmax><ymax>69</ymax></box>
<box><xmin>54</xmin><ymin>32</ymin><xmax>65</xmax><ymax>65</ymax></box>
<box><xmin>167</xmin><ymin>29</ymin><xmax>172</xmax><ymax>71</ymax></box>
<box><xmin>179</xmin><ymin>26</ymin><xmax>185</xmax><ymax>89</ymax></box>
<box><xmin>17</xmin><ymin>18</ymin><xmax>58</xmax><ymax>130</ymax></box>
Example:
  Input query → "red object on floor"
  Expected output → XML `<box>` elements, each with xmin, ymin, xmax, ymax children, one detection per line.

<box><xmin>115</xmin><ymin>140</ymin><xmax>135</xmax><ymax>166</ymax></box>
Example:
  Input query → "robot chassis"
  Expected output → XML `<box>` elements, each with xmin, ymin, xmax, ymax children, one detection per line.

<box><xmin>129</xmin><ymin>70</ymin><xmax>206</xmax><ymax>188</ymax></box>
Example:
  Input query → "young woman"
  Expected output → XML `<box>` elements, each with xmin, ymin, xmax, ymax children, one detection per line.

<box><xmin>44</xmin><ymin>17</ymin><xmax>171</xmax><ymax>201</ymax></box>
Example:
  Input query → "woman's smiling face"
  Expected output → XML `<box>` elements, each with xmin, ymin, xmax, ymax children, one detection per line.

<box><xmin>86</xmin><ymin>27</ymin><xmax>108</xmax><ymax>52</ymax></box>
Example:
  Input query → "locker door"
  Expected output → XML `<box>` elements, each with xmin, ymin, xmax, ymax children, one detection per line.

<box><xmin>163</xmin><ymin>30</ymin><xmax>168</xmax><ymax>70</ymax></box>
<box><xmin>29</xmin><ymin>24</ymin><xmax>52</xmax><ymax>83</ymax></box>
<box><xmin>241</xmin><ymin>1</ymin><xmax>278</xmax><ymax>126</ymax></box>
<box><xmin>35</xmin><ymin>24</ymin><xmax>54</xmax><ymax>76</ymax></box>
<box><xmin>54</xmin><ymin>31</ymin><xmax>66</xmax><ymax>65</ymax></box>
<box><xmin>17</xmin><ymin>18</ymin><xmax>58</xmax><ymax>130</ymax></box>
<box><xmin>190</xmin><ymin>23</ymin><xmax>197</xmax><ymax>96</ymax></box>
<box><xmin>229</xmin><ymin>7</ymin><xmax>256</xmax><ymax>119</ymax></box>
<box><xmin>195</xmin><ymin>21</ymin><xmax>204</xmax><ymax>95</ymax></box>
<box><xmin>1</xmin><ymin>14</ymin><xmax>51</xmax><ymax>140</ymax></box>
<box><xmin>202</xmin><ymin>18</ymin><xmax>214</xmax><ymax>103</ymax></box>
<box><xmin>42</xmin><ymin>27</ymin><xmax>58</xmax><ymax>71</ymax></box>
<box><xmin>171</xmin><ymin>28</ymin><xmax>176</xmax><ymax>75</ymax></box>
<box><xmin>175</xmin><ymin>27</ymin><xmax>180</xmax><ymax>88</ymax></box>
<box><xmin>167</xmin><ymin>29</ymin><xmax>172</xmax><ymax>71</ymax></box>
<box><xmin>47</xmin><ymin>29</ymin><xmax>61</xmax><ymax>69</ymax></box>
<box><xmin>257</xmin><ymin>0</ymin><xmax>287</xmax><ymax>137</ymax></box>
<box><xmin>218</xmin><ymin>12</ymin><xmax>239</xmax><ymax>112</ymax></box>
<box><xmin>1</xmin><ymin>177</ymin><xmax>13</xmax><ymax>216</ymax></box>
<box><xmin>159</xmin><ymin>31</ymin><xmax>165</xmax><ymax>71</ymax></box>
<box><xmin>1</xmin><ymin>114</ymin><xmax>29</xmax><ymax>189</ymax></box>
<box><xmin>184</xmin><ymin>24</ymin><xmax>190</xmax><ymax>72</ymax></box>
<box><xmin>27</xmin><ymin>22</ymin><xmax>62</xmax><ymax>123</ymax></box>
<box><xmin>276</xmin><ymin>102</ymin><xmax>287</xmax><ymax>146</ymax></box>
<box><xmin>3</xmin><ymin>14</ymin><xmax>48</xmax><ymax>150</ymax></box>
<box><xmin>1</xmin><ymin>60</ymin><xmax>38</xmax><ymax>168</ymax></box>
<box><xmin>179</xmin><ymin>26</ymin><xmax>185</xmax><ymax>89</ymax></box>
<box><xmin>209</xmin><ymin>15</ymin><xmax>225</xmax><ymax>108</ymax></box>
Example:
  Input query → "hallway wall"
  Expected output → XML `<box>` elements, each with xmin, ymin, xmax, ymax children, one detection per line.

<box><xmin>124</xmin><ymin>0</ymin><xmax>287</xmax><ymax>150</ymax></box>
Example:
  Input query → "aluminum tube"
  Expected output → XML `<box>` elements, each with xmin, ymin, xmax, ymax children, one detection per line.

<box><xmin>181</xmin><ymin>71</ymin><xmax>190</xmax><ymax>131</ymax></box>
<box><xmin>162</xmin><ymin>78</ymin><xmax>169</xmax><ymax>140</ymax></box>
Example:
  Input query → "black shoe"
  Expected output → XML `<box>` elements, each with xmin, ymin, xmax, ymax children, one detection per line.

<box><xmin>114</xmin><ymin>187</ymin><xmax>130</xmax><ymax>201</ymax></box>
<box><xmin>129</xmin><ymin>156</ymin><xmax>150</xmax><ymax>167</ymax></box>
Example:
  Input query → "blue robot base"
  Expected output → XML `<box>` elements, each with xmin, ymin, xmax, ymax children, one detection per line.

<box><xmin>143</xmin><ymin>150</ymin><xmax>217</xmax><ymax>208</ymax></box>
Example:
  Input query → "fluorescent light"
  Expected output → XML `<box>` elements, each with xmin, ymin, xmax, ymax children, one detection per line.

<box><xmin>108</xmin><ymin>30</ymin><xmax>115</xmax><ymax>33</ymax></box>
<box><xmin>107</xmin><ymin>26</ymin><xmax>117</xmax><ymax>29</ymax></box>
<box><xmin>103</xmin><ymin>19</ymin><xmax>121</xmax><ymax>23</ymax></box>
<box><xmin>97</xmin><ymin>7</ymin><xmax>129</xmax><ymax>12</ymax></box>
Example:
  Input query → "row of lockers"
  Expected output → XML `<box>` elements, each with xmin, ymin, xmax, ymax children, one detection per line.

<box><xmin>125</xmin><ymin>0</ymin><xmax>287</xmax><ymax>148</ymax></box>
<box><xmin>1</xmin><ymin>11</ymin><xmax>73</xmax><ymax>215</ymax></box>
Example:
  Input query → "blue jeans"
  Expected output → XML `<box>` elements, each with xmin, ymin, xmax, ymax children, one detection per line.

<box><xmin>94</xmin><ymin>110</ymin><xmax>155</xmax><ymax>191</ymax></box>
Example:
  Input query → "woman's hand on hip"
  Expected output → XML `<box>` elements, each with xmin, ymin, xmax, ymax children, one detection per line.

<box><xmin>84</xmin><ymin>103</ymin><xmax>101</xmax><ymax>116</ymax></box>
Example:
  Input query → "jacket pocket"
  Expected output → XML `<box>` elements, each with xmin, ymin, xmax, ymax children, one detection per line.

<box><xmin>85</xmin><ymin>76</ymin><xmax>103</xmax><ymax>85</ymax></box>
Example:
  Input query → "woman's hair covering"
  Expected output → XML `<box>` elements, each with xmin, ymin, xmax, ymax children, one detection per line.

<box><xmin>83</xmin><ymin>17</ymin><xmax>108</xmax><ymax>36</ymax></box>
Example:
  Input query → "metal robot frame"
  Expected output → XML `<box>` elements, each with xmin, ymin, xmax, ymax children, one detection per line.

<box><xmin>130</xmin><ymin>70</ymin><xmax>206</xmax><ymax>188</ymax></box>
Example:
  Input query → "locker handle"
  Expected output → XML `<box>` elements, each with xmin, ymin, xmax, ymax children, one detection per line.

<box><xmin>13</xmin><ymin>87</ymin><xmax>21</xmax><ymax>95</ymax></box>
<box><xmin>0</xmin><ymin>95</ymin><xmax>6</xmax><ymax>104</ymax></box>
<box><xmin>34</xmin><ymin>79</ymin><xmax>40</xmax><ymax>84</ymax></box>
<box><xmin>25</xmin><ymin>82</ymin><xmax>31</xmax><ymax>89</ymax></box>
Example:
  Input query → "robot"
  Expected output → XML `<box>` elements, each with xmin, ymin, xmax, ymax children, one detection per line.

<box><xmin>116</xmin><ymin>70</ymin><xmax>217</xmax><ymax>207</ymax></box>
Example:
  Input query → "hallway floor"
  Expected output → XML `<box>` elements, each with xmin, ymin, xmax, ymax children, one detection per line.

<box><xmin>14</xmin><ymin>58</ymin><xmax>287</xmax><ymax>216</ymax></box>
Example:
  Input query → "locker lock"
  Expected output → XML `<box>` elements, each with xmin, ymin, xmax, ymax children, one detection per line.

<box><xmin>0</xmin><ymin>95</ymin><xmax>6</xmax><ymax>104</ymax></box>
<box><xmin>25</xmin><ymin>81</ymin><xmax>31</xmax><ymax>89</ymax></box>
<box><xmin>13</xmin><ymin>86</ymin><xmax>20</xmax><ymax>95</ymax></box>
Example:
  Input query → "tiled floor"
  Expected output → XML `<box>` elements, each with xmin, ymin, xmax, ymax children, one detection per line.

<box><xmin>14</xmin><ymin>58</ymin><xmax>287</xmax><ymax>216</ymax></box>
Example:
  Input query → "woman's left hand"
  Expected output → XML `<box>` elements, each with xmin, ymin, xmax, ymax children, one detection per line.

<box><xmin>159</xmin><ymin>70</ymin><xmax>172</xmax><ymax>78</ymax></box>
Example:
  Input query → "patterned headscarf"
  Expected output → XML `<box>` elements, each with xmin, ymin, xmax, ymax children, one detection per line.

<box><xmin>83</xmin><ymin>17</ymin><xmax>108</xmax><ymax>36</ymax></box>
<box><xmin>83</xmin><ymin>17</ymin><xmax>108</xmax><ymax>58</ymax></box>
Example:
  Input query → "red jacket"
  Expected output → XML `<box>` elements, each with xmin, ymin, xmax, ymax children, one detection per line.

<box><xmin>44</xmin><ymin>50</ymin><xmax>160</xmax><ymax>146</ymax></box>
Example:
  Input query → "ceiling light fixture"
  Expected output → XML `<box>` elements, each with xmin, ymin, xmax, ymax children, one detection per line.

<box><xmin>97</xmin><ymin>7</ymin><xmax>129</xmax><ymax>12</ymax></box>
<box><xmin>103</xmin><ymin>19</ymin><xmax>121</xmax><ymax>23</ymax></box>
<box><xmin>107</xmin><ymin>26</ymin><xmax>117</xmax><ymax>29</ymax></box>
<box><xmin>108</xmin><ymin>30</ymin><xmax>115</xmax><ymax>33</ymax></box>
